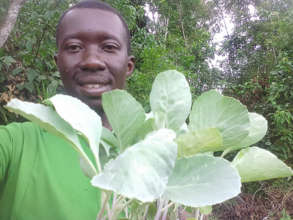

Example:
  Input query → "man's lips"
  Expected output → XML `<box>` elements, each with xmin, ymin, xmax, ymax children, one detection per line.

<box><xmin>74</xmin><ymin>72</ymin><xmax>113</xmax><ymax>97</ymax></box>
<box><xmin>78</xmin><ymin>83</ymin><xmax>112</xmax><ymax>97</ymax></box>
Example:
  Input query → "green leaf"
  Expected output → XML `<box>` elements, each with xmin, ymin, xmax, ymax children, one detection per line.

<box><xmin>163</xmin><ymin>154</ymin><xmax>241</xmax><ymax>207</ymax></box>
<box><xmin>199</xmin><ymin>206</ymin><xmax>212</xmax><ymax>215</ymax></box>
<box><xmin>5</xmin><ymin>98</ymin><xmax>97</xmax><ymax>177</ymax></box>
<box><xmin>150</xmin><ymin>70</ymin><xmax>192</xmax><ymax>131</ymax></box>
<box><xmin>26</xmin><ymin>68</ymin><xmax>38</xmax><ymax>82</ymax></box>
<box><xmin>80</xmin><ymin>156</ymin><xmax>96</xmax><ymax>178</ymax></box>
<box><xmin>177</xmin><ymin>128</ymin><xmax>223</xmax><ymax>157</ymax></box>
<box><xmin>91</xmin><ymin>129</ymin><xmax>177</xmax><ymax>203</ymax></box>
<box><xmin>232</xmin><ymin>147</ymin><xmax>293</xmax><ymax>183</ymax></box>
<box><xmin>101</xmin><ymin>127</ymin><xmax>119</xmax><ymax>156</ymax></box>
<box><xmin>46</xmin><ymin>94</ymin><xmax>102</xmax><ymax>171</ymax></box>
<box><xmin>102</xmin><ymin>90</ymin><xmax>146</xmax><ymax>151</ymax></box>
<box><xmin>47</xmin><ymin>80</ymin><xmax>59</xmax><ymax>96</ymax></box>
<box><xmin>238</xmin><ymin>113</ymin><xmax>267</xmax><ymax>147</ymax></box>
<box><xmin>134</xmin><ymin>117</ymin><xmax>155</xmax><ymax>142</ymax></box>
<box><xmin>189</xmin><ymin>90</ymin><xmax>250</xmax><ymax>149</ymax></box>
<box><xmin>12</xmin><ymin>67</ymin><xmax>23</xmax><ymax>75</ymax></box>
<box><xmin>224</xmin><ymin>113</ymin><xmax>268</xmax><ymax>154</ymax></box>
<box><xmin>2</xmin><ymin>56</ymin><xmax>16</xmax><ymax>67</ymax></box>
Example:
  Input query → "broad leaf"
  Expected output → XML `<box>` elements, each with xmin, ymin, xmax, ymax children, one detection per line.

<box><xmin>134</xmin><ymin>118</ymin><xmax>155</xmax><ymax>143</ymax></box>
<box><xmin>5</xmin><ymin>99</ymin><xmax>97</xmax><ymax>177</ymax></box>
<box><xmin>224</xmin><ymin>113</ymin><xmax>268</xmax><ymax>154</ymax></box>
<box><xmin>101</xmin><ymin>127</ymin><xmax>119</xmax><ymax>156</ymax></box>
<box><xmin>163</xmin><ymin>154</ymin><xmax>241</xmax><ymax>207</ymax></box>
<box><xmin>102</xmin><ymin>90</ymin><xmax>146</xmax><ymax>151</ymax></box>
<box><xmin>80</xmin><ymin>156</ymin><xmax>96</xmax><ymax>178</ymax></box>
<box><xmin>232</xmin><ymin>147</ymin><xmax>293</xmax><ymax>182</ymax></box>
<box><xmin>189</xmin><ymin>90</ymin><xmax>250</xmax><ymax>149</ymax></box>
<box><xmin>150</xmin><ymin>70</ymin><xmax>192</xmax><ymax>131</ymax></box>
<box><xmin>91</xmin><ymin>129</ymin><xmax>177</xmax><ymax>203</ymax></box>
<box><xmin>46</xmin><ymin>94</ymin><xmax>102</xmax><ymax>170</ymax></box>
<box><xmin>177</xmin><ymin>128</ymin><xmax>222</xmax><ymax>157</ymax></box>
<box><xmin>237</xmin><ymin>113</ymin><xmax>267</xmax><ymax>147</ymax></box>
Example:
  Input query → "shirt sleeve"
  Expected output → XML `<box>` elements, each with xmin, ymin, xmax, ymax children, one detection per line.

<box><xmin>0</xmin><ymin>123</ymin><xmax>24</xmax><ymax>182</ymax></box>
<box><xmin>0</xmin><ymin>124</ymin><xmax>14</xmax><ymax>181</ymax></box>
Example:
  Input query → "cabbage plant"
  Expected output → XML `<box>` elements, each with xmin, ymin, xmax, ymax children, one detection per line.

<box><xmin>6</xmin><ymin>70</ymin><xmax>293</xmax><ymax>220</ymax></box>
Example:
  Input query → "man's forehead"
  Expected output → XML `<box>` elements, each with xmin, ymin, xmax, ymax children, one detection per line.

<box><xmin>58</xmin><ymin>8</ymin><xmax>126</xmax><ymax>39</ymax></box>
<box><xmin>61</xmin><ymin>8</ymin><xmax>122</xmax><ymax>28</ymax></box>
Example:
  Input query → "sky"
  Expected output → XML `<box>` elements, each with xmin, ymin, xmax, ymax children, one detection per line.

<box><xmin>209</xmin><ymin>14</ymin><xmax>234</xmax><ymax>68</ymax></box>
<box><xmin>210</xmin><ymin>4</ymin><xmax>258</xmax><ymax>67</ymax></box>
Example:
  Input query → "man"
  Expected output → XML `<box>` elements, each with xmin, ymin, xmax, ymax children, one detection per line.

<box><xmin>56</xmin><ymin>0</ymin><xmax>135</xmax><ymax>128</ymax></box>
<box><xmin>0</xmin><ymin>1</ymin><xmax>134</xmax><ymax>219</ymax></box>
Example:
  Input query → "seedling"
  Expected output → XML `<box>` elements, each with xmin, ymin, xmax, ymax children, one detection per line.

<box><xmin>6</xmin><ymin>70</ymin><xmax>293</xmax><ymax>220</ymax></box>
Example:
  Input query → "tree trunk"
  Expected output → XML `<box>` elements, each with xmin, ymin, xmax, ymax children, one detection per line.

<box><xmin>176</xmin><ymin>1</ymin><xmax>187</xmax><ymax>46</ymax></box>
<box><xmin>0</xmin><ymin>0</ymin><xmax>26</xmax><ymax>48</ymax></box>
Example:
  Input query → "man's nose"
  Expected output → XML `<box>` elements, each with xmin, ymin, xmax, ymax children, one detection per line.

<box><xmin>80</xmin><ymin>47</ymin><xmax>106</xmax><ymax>71</ymax></box>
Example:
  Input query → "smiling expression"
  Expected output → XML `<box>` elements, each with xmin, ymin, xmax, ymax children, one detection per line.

<box><xmin>55</xmin><ymin>8</ymin><xmax>134</xmax><ymax>113</ymax></box>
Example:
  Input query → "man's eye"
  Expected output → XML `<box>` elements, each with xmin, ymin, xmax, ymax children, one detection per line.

<box><xmin>66</xmin><ymin>45</ymin><xmax>82</xmax><ymax>52</ymax></box>
<box><xmin>103</xmin><ymin>44</ymin><xmax>118</xmax><ymax>52</ymax></box>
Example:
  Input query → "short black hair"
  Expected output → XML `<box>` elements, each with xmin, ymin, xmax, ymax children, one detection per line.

<box><xmin>56</xmin><ymin>0</ymin><xmax>131</xmax><ymax>54</ymax></box>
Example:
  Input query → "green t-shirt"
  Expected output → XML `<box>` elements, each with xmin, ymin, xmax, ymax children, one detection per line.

<box><xmin>0</xmin><ymin>122</ymin><xmax>101</xmax><ymax>220</ymax></box>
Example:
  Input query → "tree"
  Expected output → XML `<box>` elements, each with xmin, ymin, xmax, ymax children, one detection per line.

<box><xmin>0</xmin><ymin>0</ymin><xmax>26</xmax><ymax>48</ymax></box>
<box><xmin>221</xmin><ymin>0</ymin><xmax>293</xmax><ymax>161</ymax></box>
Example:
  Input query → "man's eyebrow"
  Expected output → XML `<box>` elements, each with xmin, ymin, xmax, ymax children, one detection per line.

<box><xmin>61</xmin><ymin>32</ymin><xmax>122</xmax><ymax>44</ymax></box>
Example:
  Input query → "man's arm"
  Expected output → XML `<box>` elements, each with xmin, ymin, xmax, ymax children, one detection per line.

<box><xmin>0</xmin><ymin>124</ymin><xmax>14</xmax><ymax>181</ymax></box>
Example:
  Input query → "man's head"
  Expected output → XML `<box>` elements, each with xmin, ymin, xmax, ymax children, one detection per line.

<box><xmin>55</xmin><ymin>0</ymin><xmax>135</xmax><ymax>114</ymax></box>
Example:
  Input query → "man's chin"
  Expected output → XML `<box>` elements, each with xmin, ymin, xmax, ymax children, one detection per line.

<box><xmin>85</xmin><ymin>98</ymin><xmax>103</xmax><ymax>115</ymax></box>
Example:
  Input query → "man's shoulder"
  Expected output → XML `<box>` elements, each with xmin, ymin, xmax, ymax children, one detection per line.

<box><xmin>2</xmin><ymin>121</ymin><xmax>39</xmax><ymax>129</ymax></box>
<box><xmin>0</xmin><ymin>122</ymin><xmax>51</xmax><ymax>144</ymax></box>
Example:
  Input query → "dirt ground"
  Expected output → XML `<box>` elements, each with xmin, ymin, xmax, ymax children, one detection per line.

<box><xmin>212</xmin><ymin>180</ymin><xmax>293</xmax><ymax>220</ymax></box>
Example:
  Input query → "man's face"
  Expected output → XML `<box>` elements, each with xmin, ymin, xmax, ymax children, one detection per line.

<box><xmin>55</xmin><ymin>8</ymin><xmax>134</xmax><ymax>112</ymax></box>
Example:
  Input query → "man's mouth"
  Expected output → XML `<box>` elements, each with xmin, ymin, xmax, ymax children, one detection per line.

<box><xmin>79</xmin><ymin>82</ymin><xmax>112</xmax><ymax>97</ymax></box>
<box><xmin>83</xmin><ymin>84</ymin><xmax>104</xmax><ymax>89</ymax></box>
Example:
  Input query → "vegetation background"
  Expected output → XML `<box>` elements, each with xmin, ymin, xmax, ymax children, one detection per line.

<box><xmin>0</xmin><ymin>0</ymin><xmax>292</xmax><ymax>219</ymax></box>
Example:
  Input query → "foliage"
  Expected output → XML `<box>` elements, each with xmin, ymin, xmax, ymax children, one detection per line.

<box><xmin>1</xmin><ymin>0</ymin><xmax>293</xmax><ymax>218</ymax></box>
<box><xmin>221</xmin><ymin>0</ymin><xmax>293</xmax><ymax>161</ymax></box>
<box><xmin>0</xmin><ymin>0</ymin><xmax>69</xmax><ymax>124</ymax></box>
<box><xmin>5</xmin><ymin>70</ymin><xmax>293</xmax><ymax>219</ymax></box>
<box><xmin>1</xmin><ymin>0</ymin><xmax>224</xmax><ymax>123</ymax></box>
<box><xmin>0</xmin><ymin>0</ymin><xmax>9</xmax><ymax>23</ymax></box>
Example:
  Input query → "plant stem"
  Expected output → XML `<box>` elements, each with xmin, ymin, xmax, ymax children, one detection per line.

<box><xmin>142</xmin><ymin>204</ymin><xmax>149</xmax><ymax>220</ymax></box>
<box><xmin>161</xmin><ymin>201</ymin><xmax>171</xmax><ymax>220</ymax></box>
<box><xmin>154</xmin><ymin>198</ymin><xmax>170</xmax><ymax>220</ymax></box>
<box><xmin>112</xmin><ymin>193</ymin><xmax>117</xmax><ymax>208</ymax></box>
<box><xmin>154</xmin><ymin>199</ymin><xmax>164</xmax><ymax>220</ymax></box>
<box><xmin>177</xmin><ymin>206</ymin><xmax>184</xmax><ymax>220</ymax></box>
<box><xmin>161</xmin><ymin>202</ymin><xmax>174</xmax><ymax>213</ymax></box>
<box><xmin>96</xmin><ymin>156</ymin><xmax>102</xmax><ymax>173</ymax></box>
<box><xmin>195</xmin><ymin>208</ymin><xmax>200</xmax><ymax>219</ymax></box>
<box><xmin>106</xmin><ymin>202</ymin><xmax>111</xmax><ymax>220</ymax></box>
<box><xmin>221</xmin><ymin>148</ymin><xmax>231</xmax><ymax>158</ymax></box>
<box><xmin>108</xmin><ymin>193</ymin><xmax>118</xmax><ymax>220</ymax></box>
<box><xmin>200</xmin><ymin>214</ymin><xmax>204</xmax><ymax>220</ymax></box>
<box><xmin>96</xmin><ymin>192</ymin><xmax>110</xmax><ymax>220</ymax></box>
<box><xmin>108</xmin><ymin>195</ymin><xmax>131</xmax><ymax>220</ymax></box>
<box><xmin>90</xmin><ymin>142</ymin><xmax>102</xmax><ymax>173</ymax></box>
<box><xmin>121</xmin><ymin>198</ymin><xmax>133</xmax><ymax>211</ymax></box>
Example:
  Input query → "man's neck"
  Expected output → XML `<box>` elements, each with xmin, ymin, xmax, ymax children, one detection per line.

<box><xmin>101</xmin><ymin>113</ymin><xmax>111</xmax><ymax>130</ymax></box>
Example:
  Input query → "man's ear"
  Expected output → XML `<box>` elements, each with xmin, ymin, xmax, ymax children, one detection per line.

<box><xmin>126</xmin><ymin>55</ymin><xmax>135</xmax><ymax>77</ymax></box>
